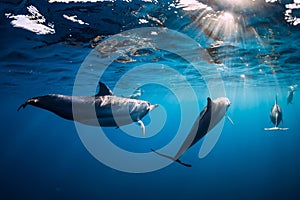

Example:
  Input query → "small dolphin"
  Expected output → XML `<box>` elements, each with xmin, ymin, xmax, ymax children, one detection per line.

<box><xmin>264</xmin><ymin>95</ymin><xmax>288</xmax><ymax>131</ymax></box>
<box><xmin>287</xmin><ymin>90</ymin><xmax>294</xmax><ymax>104</ymax></box>
<box><xmin>152</xmin><ymin>97</ymin><xmax>232</xmax><ymax>167</ymax></box>
<box><xmin>271</xmin><ymin>95</ymin><xmax>282</xmax><ymax>127</ymax></box>
<box><xmin>287</xmin><ymin>85</ymin><xmax>297</xmax><ymax>104</ymax></box>
<box><xmin>18</xmin><ymin>82</ymin><xmax>158</xmax><ymax>136</ymax></box>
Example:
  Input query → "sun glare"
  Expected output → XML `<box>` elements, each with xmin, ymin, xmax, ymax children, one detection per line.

<box><xmin>216</xmin><ymin>0</ymin><xmax>256</xmax><ymax>9</ymax></box>
<box><xmin>224</xmin><ymin>0</ymin><xmax>248</xmax><ymax>7</ymax></box>
<box><xmin>221</xmin><ymin>12</ymin><xmax>234</xmax><ymax>21</ymax></box>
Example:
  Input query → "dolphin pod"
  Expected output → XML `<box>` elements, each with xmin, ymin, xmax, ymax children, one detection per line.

<box><xmin>18</xmin><ymin>82</ymin><xmax>158</xmax><ymax>136</ymax></box>
<box><xmin>19</xmin><ymin>80</ymin><xmax>296</xmax><ymax>167</ymax></box>
<box><xmin>152</xmin><ymin>97</ymin><xmax>233</xmax><ymax>167</ymax></box>
<box><xmin>18</xmin><ymin>82</ymin><xmax>234</xmax><ymax>167</ymax></box>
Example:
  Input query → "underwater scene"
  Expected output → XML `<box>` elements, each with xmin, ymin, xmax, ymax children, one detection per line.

<box><xmin>1</xmin><ymin>0</ymin><xmax>300</xmax><ymax>199</ymax></box>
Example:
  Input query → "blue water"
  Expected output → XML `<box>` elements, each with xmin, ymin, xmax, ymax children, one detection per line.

<box><xmin>1</xmin><ymin>0</ymin><xmax>300</xmax><ymax>199</ymax></box>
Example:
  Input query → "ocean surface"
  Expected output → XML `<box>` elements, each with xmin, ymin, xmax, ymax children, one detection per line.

<box><xmin>1</xmin><ymin>0</ymin><xmax>300</xmax><ymax>199</ymax></box>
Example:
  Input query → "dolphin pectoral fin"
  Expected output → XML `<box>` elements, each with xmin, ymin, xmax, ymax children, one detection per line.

<box><xmin>150</xmin><ymin>149</ymin><xmax>192</xmax><ymax>167</ymax></box>
<box><xmin>137</xmin><ymin>119</ymin><xmax>145</xmax><ymax>136</ymax></box>
<box><xmin>225</xmin><ymin>114</ymin><xmax>234</xmax><ymax>125</ymax></box>
<box><xmin>17</xmin><ymin>103</ymin><xmax>27</xmax><ymax>111</ymax></box>
<box><xmin>176</xmin><ymin>159</ymin><xmax>192</xmax><ymax>167</ymax></box>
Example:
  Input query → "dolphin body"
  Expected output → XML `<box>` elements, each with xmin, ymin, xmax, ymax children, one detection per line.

<box><xmin>270</xmin><ymin>95</ymin><xmax>282</xmax><ymax>127</ymax></box>
<box><xmin>18</xmin><ymin>82</ymin><xmax>158</xmax><ymax>136</ymax></box>
<box><xmin>152</xmin><ymin>97</ymin><xmax>232</xmax><ymax>167</ymax></box>
<box><xmin>287</xmin><ymin>85</ymin><xmax>297</xmax><ymax>104</ymax></box>
<box><xmin>287</xmin><ymin>90</ymin><xmax>294</xmax><ymax>105</ymax></box>
<box><xmin>264</xmin><ymin>95</ymin><xmax>288</xmax><ymax>131</ymax></box>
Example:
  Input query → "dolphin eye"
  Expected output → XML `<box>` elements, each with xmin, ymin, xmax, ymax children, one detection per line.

<box><xmin>146</xmin><ymin>102</ymin><xmax>151</xmax><ymax>110</ymax></box>
<box><xmin>227</xmin><ymin>100</ymin><xmax>231</xmax><ymax>107</ymax></box>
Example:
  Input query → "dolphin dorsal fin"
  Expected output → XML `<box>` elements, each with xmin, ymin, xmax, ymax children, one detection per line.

<box><xmin>96</xmin><ymin>82</ymin><xmax>114</xmax><ymax>96</ymax></box>
<box><xmin>207</xmin><ymin>97</ymin><xmax>212</xmax><ymax>108</ymax></box>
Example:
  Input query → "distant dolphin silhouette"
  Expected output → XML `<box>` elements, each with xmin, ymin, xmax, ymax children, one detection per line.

<box><xmin>18</xmin><ymin>82</ymin><xmax>158</xmax><ymax>136</ymax></box>
<box><xmin>287</xmin><ymin>85</ymin><xmax>297</xmax><ymax>104</ymax></box>
<box><xmin>264</xmin><ymin>95</ymin><xmax>288</xmax><ymax>131</ymax></box>
<box><xmin>287</xmin><ymin>90</ymin><xmax>294</xmax><ymax>104</ymax></box>
<box><xmin>152</xmin><ymin>97</ymin><xmax>233</xmax><ymax>167</ymax></box>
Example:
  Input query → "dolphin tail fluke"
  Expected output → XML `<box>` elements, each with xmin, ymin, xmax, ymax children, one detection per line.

<box><xmin>176</xmin><ymin>159</ymin><xmax>192</xmax><ymax>167</ymax></box>
<box><xmin>17</xmin><ymin>103</ymin><xmax>27</xmax><ymax>111</ymax></box>
<box><xmin>264</xmin><ymin>127</ymin><xmax>289</xmax><ymax>131</ymax></box>
<box><xmin>17</xmin><ymin>98</ymin><xmax>37</xmax><ymax>111</ymax></box>
<box><xmin>150</xmin><ymin>149</ymin><xmax>192</xmax><ymax>168</ymax></box>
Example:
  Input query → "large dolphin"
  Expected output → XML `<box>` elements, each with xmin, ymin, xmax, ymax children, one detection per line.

<box><xmin>152</xmin><ymin>97</ymin><xmax>232</xmax><ymax>167</ymax></box>
<box><xmin>264</xmin><ymin>95</ymin><xmax>288</xmax><ymax>131</ymax></box>
<box><xmin>18</xmin><ymin>82</ymin><xmax>158</xmax><ymax>136</ymax></box>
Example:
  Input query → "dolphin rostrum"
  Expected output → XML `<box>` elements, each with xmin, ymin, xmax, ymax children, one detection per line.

<box><xmin>264</xmin><ymin>95</ymin><xmax>288</xmax><ymax>131</ymax></box>
<box><xmin>152</xmin><ymin>97</ymin><xmax>232</xmax><ymax>167</ymax></box>
<box><xmin>18</xmin><ymin>82</ymin><xmax>158</xmax><ymax>136</ymax></box>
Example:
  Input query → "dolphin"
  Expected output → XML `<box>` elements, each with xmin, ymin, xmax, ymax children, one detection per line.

<box><xmin>287</xmin><ymin>90</ymin><xmax>294</xmax><ymax>105</ymax></box>
<box><xmin>271</xmin><ymin>95</ymin><xmax>282</xmax><ymax>127</ymax></box>
<box><xmin>152</xmin><ymin>97</ymin><xmax>232</xmax><ymax>167</ymax></box>
<box><xmin>287</xmin><ymin>85</ymin><xmax>297</xmax><ymax>104</ymax></box>
<box><xmin>18</xmin><ymin>82</ymin><xmax>158</xmax><ymax>136</ymax></box>
<box><xmin>264</xmin><ymin>95</ymin><xmax>288</xmax><ymax>131</ymax></box>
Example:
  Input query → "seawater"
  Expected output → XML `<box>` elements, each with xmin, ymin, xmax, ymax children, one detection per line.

<box><xmin>1</xmin><ymin>0</ymin><xmax>300</xmax><ymax>199</ymax></box>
